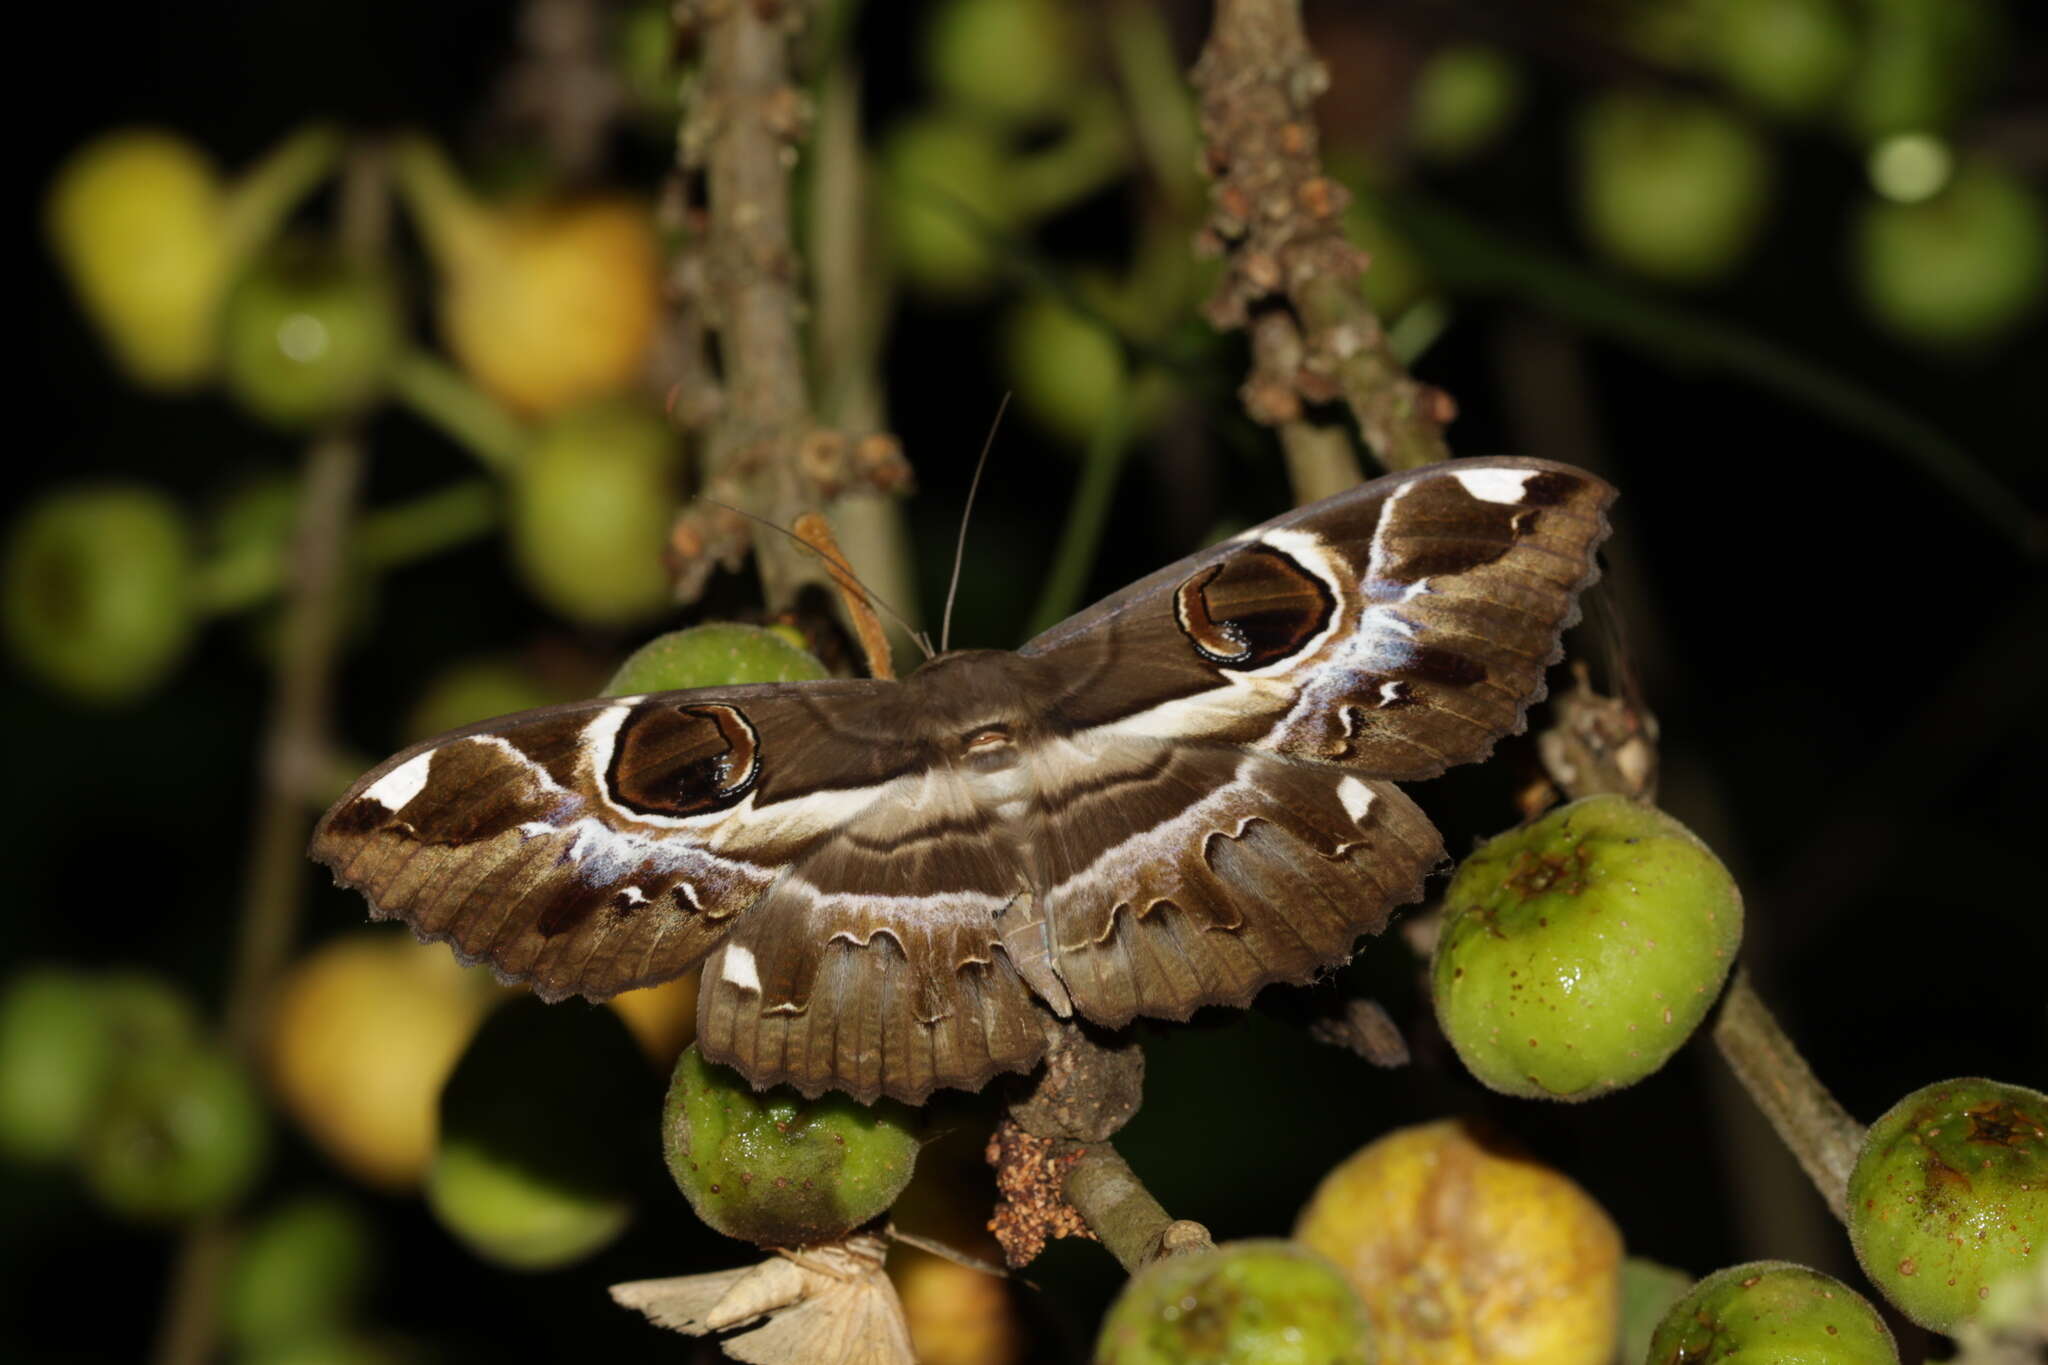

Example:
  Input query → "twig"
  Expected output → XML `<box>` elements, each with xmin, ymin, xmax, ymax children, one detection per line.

<box><xmin>151</xmin><ymin>153</ymin><xmax>382</xmax><ymax>1365</ymax></box>
<box><xmin>1192</xmin><ymin>0</ymin><xmax>1453</xmax><ymax>472</ymax></box>
<box><xmin>1711</xmin><ymin>970</ymin><xmax>1865</xmax><ymax>1223</ymax></box>
<box><xmin>389</xmin><ymin>347</ymin><xmax>530</xmax><ymax>472</ymax></box>
<box><xmin>679</xmin><ymin>0</ymin><xmax>826</xmax><ymax>610</ymax></box>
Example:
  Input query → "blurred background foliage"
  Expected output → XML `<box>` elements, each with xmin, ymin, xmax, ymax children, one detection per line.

<box><xmin>7</xmin><ymin>0</ymin><xmax>2044</xmax><ymax>1361</ymax></box>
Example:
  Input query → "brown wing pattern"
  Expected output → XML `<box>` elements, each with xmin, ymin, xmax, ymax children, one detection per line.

<box><xmin>314</xmin><ymin>458</ymin><xmax>1613</xmax><ymax>1105</ymax></box>
<box><xmin>1023</xmin><ymin>457</ymin><xmax>1615</xmax><ymax>779</ymax></box>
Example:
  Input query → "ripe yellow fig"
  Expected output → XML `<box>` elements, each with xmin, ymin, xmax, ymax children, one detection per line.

<box><xmin>891</xmin><ymin>1246</ymin><xmax>1024</xmax><ymax>1365</ymax></box>
<box><xmin>1296</xmin><ymin>1118</ymin><xmax>1622</xmax><ymax>1365</ymax></box>
<box><xmin>46</xmin><ymin>130</ymin><xmax>231</xmax><ymax>390</ymax></box>
<box><xmin>265</xmin><ymin>933</ymin><xmax>495</xmax><ymax>1190</ymax></box>
<box><xmin>394</xmin><ymin>138</ymin><xmax>661</xmax><ymax>416</ymax></box>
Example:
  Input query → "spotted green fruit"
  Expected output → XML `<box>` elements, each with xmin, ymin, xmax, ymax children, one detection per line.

<box><xmin>606</xmin><ymin>623</ymin><xmax>827</xmax><ymax>697</ymax></box>
<box><xmin>1576</xmin><ymin>92</ymin><xmax>1773</xmax><ymax>285</ymax></box>
<box><xmin>1847</xmin><ymin>1077</ymin><xmax>2048</xmax><ymax>1331</ymax></box>
<box><xmin>1096</xmin><ymin>1240</ymin><xmax>1374</xmax><ymax>1365</ymax></box>
<box><xmin>4</xmin><ymin>485</ymin><xmax>196</xmax><ymax>705</ymax></box>
<box><xmin>509</xmin><ymin>399</ymin><xmax>679</xmax><ymax>627</ymax></box>
<box><xmin>221</xmin><ymin>239</ymin><xmax>402</xmax><ymax>429</ymax></box>
<box><xmin>82</xmin><ymin>1042</ymin><xmax>268</xmax><ymax>1222</ymax></box>
<box><xmin>1646</xmin><ymin>1261</ymin><xmax>1896</xmax><ymax>1363</ymax></box>
<box><xmin>663</xmin><ymin>1044</ymin><xmax>919</xmax><ymax>1247</ymax></box>
<box><xmin>1432</xmin><ymin>795</ymin><xmax>1742</xmax><ymax>1101</ymax></box>
<box><xmin>426</xmin><ymin>998</ymin><xmax>648</xmax><ymax>1270</ymax></box>
<box><xmin>222</xmin><ymin>1195</ymin><xmax>375</xmax><ymax>1350</ymax></box>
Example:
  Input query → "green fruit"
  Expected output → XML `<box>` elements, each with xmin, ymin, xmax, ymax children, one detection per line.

<box><xmin>0</xmin><ymin>970</ymin><xmax>123</xmax><ymax>1164</ymax></box>
<box><xmin>1096</xmin><ymin>1239</ymin><xmax>1375</xmax><ymax>1365</ymax></box>
<box><xmin>221</xmin><ymin>239</ymin><xmax>403</xmax><ymax>429</ymax></box>
<box><xmin>509</xmin><ymin>399</ymin><xmax>679</xmax><ymax>627</ymax></box>
<box><xmin>882</xmin><ymin>114</ymin><xmax>1017</xmax><ymax>300</ymax></box>
<box><xmin>83</xmin><ymin>1042</ymin><xmax>268</xmax><ymax>1222</ymax></box>
<box><xmin>1620</xmin><ymin>1258</ymin><xmax>1694</xmax><ymax>1365</ymax></box>
<box><xmin>1704</xmin><ymin>0</ymin><xmax>1858</xmax><ymax>119</ymax></box>
<box><xmin>922</xmin><ymin>0</ymin><xmax>1081</xmax><ymax>128</ymax></box>
<box><xmin>1431</xmin><ymin>795</ymin><xmax>1743</xmax><ymax>1101</ymax></box>
<box><xmin>223</xmin><ymin>1195</ymin><xmax>375</xmax><ymax>1349</ymax></box>
<box><xmin>426</xmin><ymin>998</ymin><xmax>648</xmax><ymax>1270</ymax></box>
<box><xmin>1409</xmin><ymin>44</ymin><xmax>1524</xmax><ymax>163</ymax></box>
<box><xmin>1576</xmin><ymin>92</ymin><xmax>1774</xmax><ymax>285</ymax></box>
<box><xmin>605</xmin><ymin>623</ymin><xmax>828</xmax><ymax>697</ymax></box>
<box><xmin>1841</xmin><ymin>0</ymin><xmax>1997</xmax><ymax>141</ymax></box>
<box><xmin>1852</xmin><ymin>160</ymin><xmax>2048</xmax><ymax>351</ymax></box>
<box><xmin>663</xmin><ymin>1044</ymin><xmax>919</xmax><ymax>1247</ymax></box>
<box><xmin>1003</xmin><ymin>294</ymin><xmax>1128</xmax><ymax>445</ymax></box>
<box><xmin>1646</xmin><ymin>1261</ymin><xmax>1897</xmax><ymax>1363</ymax></box>
<box><xmin>45</xmin><ymin>129</ymin><xmax>230</xmax><ymax>390</ymax></box>
<box><xmin>1847</xmin><ymin>1077</ymin><xmax>2048</xmax><ymax>1331</ymax></box>
<box><xmin>407</xmin><ymin>657</ymin><xmax>573</xmax><ymax>741</ymax></box>
<box><xmin>4</xmin><ymin>485</ymin><xmax>197</xmax><ymax>704</ymax></box>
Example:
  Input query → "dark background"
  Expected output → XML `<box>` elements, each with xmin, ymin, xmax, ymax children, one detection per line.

<box><xmin>8</xmin><ymin>1</ymin><xmax>2044</xmax><ymax>1360</ymax></box>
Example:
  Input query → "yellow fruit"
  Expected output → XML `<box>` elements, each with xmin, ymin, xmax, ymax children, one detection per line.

<box><xmin>607</xmin><ymin>971</ymin><xmax>699</xmax><ymax>1065</ymax></box>
<box><xmin>265</xmin><ymin>933</ymin><xmax>493</xmax><ymax>1190</ymax></box>
<box><xmin>891</xmin><ymin>1246</ymin><xmax>1023</xmax><ymax>1365</ymax></box>
<box><xmin>46</xmin><ymin>129</ymin><xmax>231</xmax><ymax>390</ymax></box>
<box><xmin>1296</xmin><ymin>1118</ymin><xmax>1622</xmax><ymax>1365</ymax></box>
<box><xmin>396</xmin><ymin>138</ymin><xmax>660</xmax><ymax>416</ymax></box>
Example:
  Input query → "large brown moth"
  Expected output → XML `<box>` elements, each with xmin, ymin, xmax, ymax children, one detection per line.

<box><xmin>313</xmin><ymin>457</ymin><xmax>1614</xmax><ymax>1103</ymax></box>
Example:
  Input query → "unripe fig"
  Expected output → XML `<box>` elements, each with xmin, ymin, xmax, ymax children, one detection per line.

<box><xmin>0</xmin><ymin>969</ymin><xmax>120</xmax><ymax>1163</ymax></box>
<box><xmin>1703</xmin><ymin>0</ymin><xmax>1858</xmax><ymax>119</ymax></box>
<box><xmin>1096</xmin><ymin>1239</ymin><xmax>1374</xmax><ymax>1365</ymax></box>
<box><xmin>1847</xmin><ymin>1077</ymin><xmax>2047</xmax><ymax>1331</ymax></box>
<box><xmin>1645</xmin><ymin>1261</ymin><xmax>1897</xmax><ymax>1363</ymax></box>
<box><xmin>605</xmin><ymin>623</ymin><xmax>828</xmax><ymax>696</ymax></box>
<box><xmin>82</xmin><ymin>1040</ymin><xmax>268</xmax><ymax>1221</ymax></box>
<box><xmin>426</xmin><ymin>998</ymin><xmax>649</xmax><ymax>1270</ymax></box>
<box><xmin>1296</xmin><ymin>1118</ymin><xmax>1621</xmax><ymax>1365</ymax></box>
<box><xmin>922</xmin><ymin>0</ymin><xmax>1081</xmax><ymax>129</ymax></box>
<box><xmin>265</xmin><ymin>933</ymin><xmax>493</xmax><ymax>1190</ymax></box>
<box><xmin>406</xmin><ymin>656</ymin><xmax>576</xmax><ymax>742</ymax></box>
<box><xmin>221</xmin><ymin>239</ymin><xmax>403</xmax><ymax>429</ymax></box>
<box><xmin>222</xmin><ymin>1194</ymin><xmax>375</xmax><ymax>1350</ymax></box>
<box><xmin>1840</xmin><ymin>0</ymin><xmax>1998</xmax><ymax>142</ymax></box>
<box><xmin>883</xmin><ymin>113</ymin><xmax>1017</xmax><ymax>299</ymax></box>
<box><xmin>1409</xmin><ymin>44</ymin><xmax>1524</xmax><ymax>164</ymax></box>
<box><xmin>509</xmin><ymin>399</ymin><xmax>679</xmax><ymax>627</ymax></box>
<box><xmin>1575</xmin><ymin>92</ymin><xmax>1773</xmax><ymax>285</ymax></box>
<box><xmin>395</xmin><ymin>138</ymin><xmax>660</xmax><ymax>416</ymax></box>
<box><xmin>662</xmin><ymin>1044</ymin><xmax>919</xmax><ymax>1247</ymax></box>
<box><xmin>1003</xmin><ymin>294</ymin><xmax>1128</xmax><ymax>445</ymax></box>
<box><xmin>44</xmin><ymin>129</ymin><xmax>230</xmax><ymax>390</ymax></box>
<box><xmin>3</xmin><ymin>485</ymin><xmax>196</xmax><ymax>705</ymax></box>
<box><xmin>1851</xmin><ymin>160</ymin><xmax>2047</xmax><ymax>351</ymax></box>
<box><xmin>1432</xmin><ymin>795</ymin><xmax>1742</xmax><ymax>1101</ymax></box>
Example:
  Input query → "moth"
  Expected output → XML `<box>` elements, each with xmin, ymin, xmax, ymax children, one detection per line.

<box><xmin>313</xmin><ymin>457</ymin><xmax>1614</xmax><ymax>1105</ymax></box>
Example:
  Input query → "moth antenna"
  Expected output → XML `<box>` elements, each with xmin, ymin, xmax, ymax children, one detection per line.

<box><xmin>940</xmin><ymin>391</ymin><xmax>1011</xmax><ymax>654</ymax></box>
<box><xmin>699</xmin><ymin>498</ymin><xmax>935</xmax><ymax>661</ymax></box>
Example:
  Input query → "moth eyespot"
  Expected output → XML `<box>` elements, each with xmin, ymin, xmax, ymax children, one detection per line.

<box><xmin>1173</xmin><ymin>543</ymin><xmax>1335</xmax><ymax>670</ymax></box>
<box><xmin>606</xmin><ymin>701</ymin><xmax>762</xmax><ymax>817</ymax></box>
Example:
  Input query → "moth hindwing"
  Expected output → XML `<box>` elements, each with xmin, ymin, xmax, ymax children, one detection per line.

<box><xmin>312</xmin><ymin>457</ymin><xmax>1615</xmax><ymax>1103</ymax></box>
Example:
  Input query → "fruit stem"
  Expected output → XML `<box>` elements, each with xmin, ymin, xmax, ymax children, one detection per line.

<box><xmin>389</xmin><ymin>347</ymin><xmax>530</xmax><ymax>472</ymax></box>
<box><xmin>1064</xmin><ymin>1144</ymin><xmax>1215</xmax><ymax>1274</ymax></box>
<box><xmin>1712</xmin><ymin>969</ymin><xmax>1866</xmax><ymax>1222</ymax></box>
<box><xmin>1027</xmin><ymin>385</ymin><xmax>1138</xmax><ymax>635</ymax></box>
<box><xmin>220</xmin><ymin>122</ymin><xmax>346</xmax><ymax>268</ymax></box>
<box><xmin>388</xmin><ymin>134</ymin><xmax>487</xmax><ymax>270</ymax></box>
